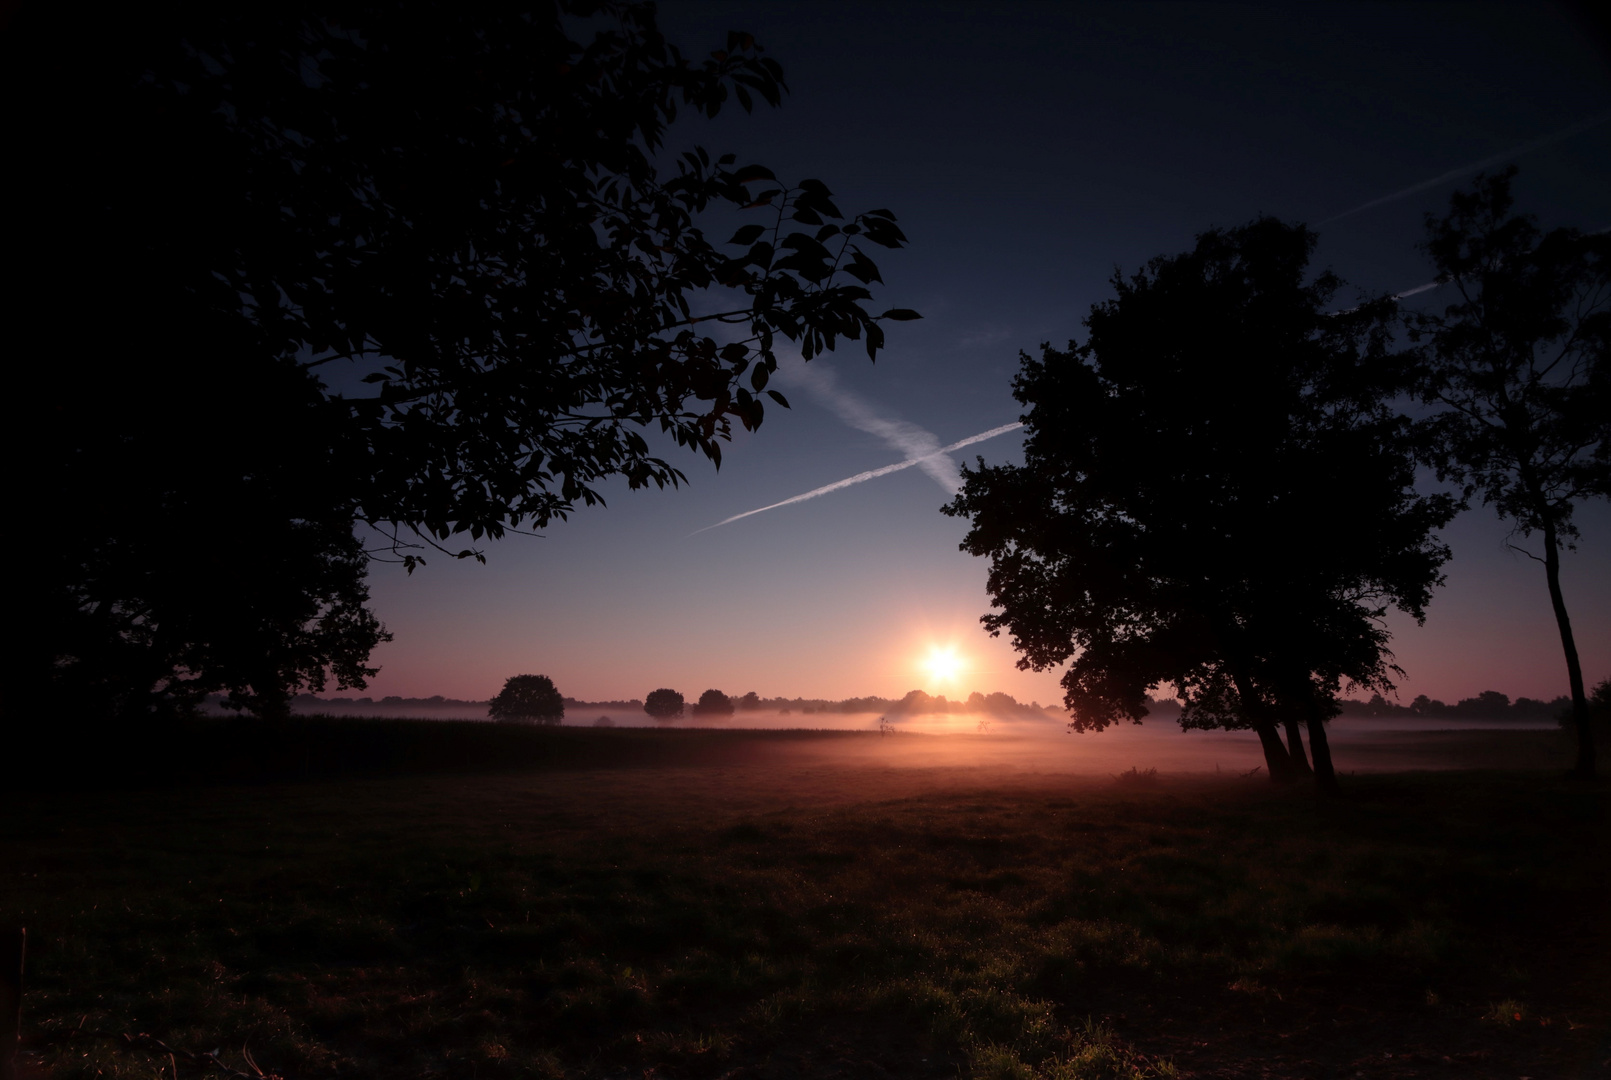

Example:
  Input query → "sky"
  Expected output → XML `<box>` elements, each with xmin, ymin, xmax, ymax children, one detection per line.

<box><xmin>353</xmin><ymin>1</ymin><xmax>1611</xmax><ymax>708</ymax></box>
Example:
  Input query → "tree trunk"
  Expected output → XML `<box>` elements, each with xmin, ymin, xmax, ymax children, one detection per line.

<box><xmin>1543</xmin><ymin>520</ymin><xmax>1595</xmax><ymax>779</ymax></box>
<box><xmin>1253</xmin><ymin>723</ymin><xmax>1294</xmax><ymax>779</ymax></box>
<box><xmin>1283</xmin><ymin>717</ymin><xmax>1312</xmax><ymax>775</ymax></box>
<box><xmin>1305</xmin><ymin>704</ymin><xmax>1339</xmax><ymax>795</ymax></box>
<box><xmin>1227</xmin><ymin>666</ymin><xmax>1293</xmax><ymax>781</ymax></box>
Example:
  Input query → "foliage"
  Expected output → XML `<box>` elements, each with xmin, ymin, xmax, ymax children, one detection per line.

<box><xmin>1405</xmin><ymin>168</ymin><xmax>1610</xmax><ymax>777</ymax></box>
<box><xmin>1409</xmin><ymin>169</ymin><xmax>1610</xmax><ymax>544</ymax></box>
<box><xmin>692</xmin><ymin>688</ymin><xmax>736</xmax><ymax>716</ymax></box>
<box><xmin>644</xmin><ymin>688</ymin><xmax>686</xmax><ymax>719</ymax></box>
<box><xmin>32</xmin><ymin>504</ymin><xmax>389</xmax><ymax>723</ymax></box>
<box><xmin>3</xmin><ymin>1</ymin><xmax>912</xmax><ymax>721</ymax></box>
<box><xmin>945</xmin><ymin>219</ymin><xmax>1456</xmax><ymax>785</ymax></box>
<box><xmin>736</xmin><ymin>691</ymin><xmax>763</xmax><ymax>711</ymax></box>
<box><xmin>488</xmin><ymin>674</ymin><xmax>566</xmax><ymax>724</ymax></box>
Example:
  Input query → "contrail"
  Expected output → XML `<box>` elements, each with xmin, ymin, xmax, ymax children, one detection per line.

<box><xmin>781</xmin><ymin>363</ymin><xmax>964</xmax><ymax>493</ymax></box>
<box><xmin>691</xmin><ymin>422</ymin><xmax>1023</xmax><ymax>535</ymax></box>
<box><xmin>1316</xmin><ymin>111</ymin><xmax>1611</xmax><ymax>226</ymax></box>
<box><xmin>1362</xmin><ymin>228</ymin><xmax>1611</xmax><ymax>312</ymax></box>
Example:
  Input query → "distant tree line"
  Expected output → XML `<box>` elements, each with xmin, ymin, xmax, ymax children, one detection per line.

<box><xmin>225</xmin><ymin>682</ymin><xmax>1608</xmax><ymax>731</ymax></box>
<box><xmin>635</xmin><ymin>688</ymin><xmax>1056</xmax><ymax>717</ymax></box>
<box><xmin>1336</xmin><ymin>690</ymin><xmax>1569</xmax><ymax>721</ymax></box>
<box><xmin>213</xmin><ymin>692</ymin><xmax>645</xmax><ymax>711</ymax></box>
<box><xmin>1336</xmin><ymin>680</ymin><xmax>1610</xmax><ymax>729</ymax></box>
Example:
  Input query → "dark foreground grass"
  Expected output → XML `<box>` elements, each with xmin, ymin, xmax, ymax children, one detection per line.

<box><xmin>3</xmin><ymin>727</ymin><xmax>1608</xmax><ymax>1079</ymax></box>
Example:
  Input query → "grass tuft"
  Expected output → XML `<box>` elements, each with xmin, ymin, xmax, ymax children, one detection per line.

<box><xmin>1111</xmin><ymin>767</ymin><xmax>1159</xmax><ymax>788</ymax></box>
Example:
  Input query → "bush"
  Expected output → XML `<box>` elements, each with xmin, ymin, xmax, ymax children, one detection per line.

<box><xmin>693</xmin><ymin>689</ymin><xmax>735</xmax><ymax>716</ymax></box>
<box><xmin>644</xmin><ymin>688</ymin><xmax>685</xmax><ymax>720</ymax></box>
<box><xmin>488</xmin><ymin>674</ymin><xmax>564</xmax><ymax>724</ymax></box>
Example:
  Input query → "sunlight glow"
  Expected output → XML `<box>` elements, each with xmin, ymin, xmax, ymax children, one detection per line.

<box><xmin>923</xmin><ymin>647</ymin><xmax>965</xmax><ymax>685</ymax></box>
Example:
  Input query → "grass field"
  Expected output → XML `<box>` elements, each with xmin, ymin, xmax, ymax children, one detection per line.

<box><xmin>4</xmin><ymin>724</ymin><xmax>1608</xmax><ymax>1079</ymax></box>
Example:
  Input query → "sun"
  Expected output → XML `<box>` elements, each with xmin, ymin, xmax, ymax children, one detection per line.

<box><xmin>922</xmin><ymin>647</ymin><xmax>964</xmax><ymax>685</ymax></box>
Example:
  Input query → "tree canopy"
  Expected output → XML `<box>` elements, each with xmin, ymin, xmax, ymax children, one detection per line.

<box><xmin>692</xmin><ymin>689</ymin><xmax>735</xmax><ymax>716</ymax></box>
<box><xmin>945</xmin><ymin>219</ymin><xmax>1456</xmax><ymax>788</ymax></box>
<box><xmin>1406</xmin><ymin>169</ymin><xmax>1611</xmax><ymax>778</ymax></box>
<box><xmin>644</xmin><ymin>689</ymin><xmax>685</xmax><ymax>719</ymax></box>
<box><xmin>4</xmin><ymin>2</ymin><xmax>913</xmax><ymax>722</ymax></box>
<box><xmin>488</xmin><ymin>674</ymin><xmax>566</xmax><ymax>724</ymax></box>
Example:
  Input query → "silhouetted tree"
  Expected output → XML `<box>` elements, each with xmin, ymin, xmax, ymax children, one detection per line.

<box><xmin>488</xmin><ymin>674</ymin><xmax>566</xmax><ymax>724</ymax></box>
<box><xmin>1588</xmin><ymin>678</ymin><xmax>1611</xmax><ymax>739</ymax></box>
<box><xmin>37</xmin><ymin>513</ymin><xmax>391</xmax><ymax>723</ymax></box>
<box><xmin>892</xmin><ymin>690</ymin><xmax>939</xmax><ymax>714</ymax></box>
<box><xmin>644</xmin><ymin>689</ymin><xmax>685</xmax><ymax>720</ymax></box>
<box><xmin>1406</xmin><ymin>169</ymin><xmax>1610</xmax><ymax>779</ymax></box>
<box><xmin>3</xmin><ymin>3</ymin><xmax>914</xmax><ymax>723</ymax></box>
<box><xmin>692</xmin><ymin>689</ymin><xmax>735</xmax><ymax>716</ymax></box>
<box><xmin>945</xmin><ymin>219</ymin><xmax>1455</xmax><ymax>790</ymax></box>
<box><xmin>737</xmin><ymin>691</ymin><xmax>763</xmax><ymax>711</ymax></box>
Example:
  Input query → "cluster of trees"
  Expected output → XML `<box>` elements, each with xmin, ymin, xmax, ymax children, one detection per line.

<box><xmin>947</xmin><ymin>172</ymin><xmax>1608</xmax><ymax>787</ymax></box>
<box><xmin>885</xmin><ymin>690</ymin><xmax>1052</xmax><ymax>716</ymax></box>
<box><xmin>6</xmin><ymin>2</ymin><xmax>914</xmax><ymax>725</ymax></box>
<box><xmin>1336</xmin><ymin>680</ymin><xmax>1610</xmax><ymax>732</ymax></box>
<box><xmin>641</xmin><ymin>688</ymin><xmax>739</xmax><ymax>719</ymax></box>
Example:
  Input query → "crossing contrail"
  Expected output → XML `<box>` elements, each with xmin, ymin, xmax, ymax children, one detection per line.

<box><xmin>691</xmin><ymin>422</ymin><xmax>1023</xmax><ymax>535</ymax></box>
<box><xmin>782</xmin><ymin>362</ymin><xmax>964</xmax><ymax>494</ymax></box>
<box><xmin>1316</xmin><ymin>111</ymin><xmax>1611</xmax><ymax>226</ymax></box>
<box><xmin>705</xmin><ymin>117</ymin><xmax>1611</xmax><ymax>534</ymax></box>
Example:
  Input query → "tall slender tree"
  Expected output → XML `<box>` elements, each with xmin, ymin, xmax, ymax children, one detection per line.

<box><xmin>1407</xmin><ymin>169</ymin><xmax>1611</xmax><ymax>779</ymax></box>
<box><xmin>945</xmin><ymin>219</ymin><xmax>1455</xmax><ymax>790</ymax></box>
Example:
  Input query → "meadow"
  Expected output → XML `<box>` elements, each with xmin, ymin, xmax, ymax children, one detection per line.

<box><xmin>3</xmin><ymin>723</ymin><xmax>1607</xmax><ymax>1079</ymax></box>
